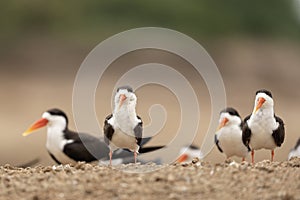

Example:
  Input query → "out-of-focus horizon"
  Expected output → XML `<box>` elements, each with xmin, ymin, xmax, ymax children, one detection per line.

<box><xmin>1</xmin><ymin>1</ymin><xmax>300</xmax><ymax>165</ymax></box>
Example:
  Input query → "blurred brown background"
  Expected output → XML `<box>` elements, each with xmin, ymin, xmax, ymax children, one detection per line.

<box><xmin>1</xmin><ymin>1</ymin><xmax>300</xmax><ymax>166</ymax></box>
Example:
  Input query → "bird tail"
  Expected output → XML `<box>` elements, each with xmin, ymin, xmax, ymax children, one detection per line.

<box><xmin>139</xmin><ymin>145</ymin><xmax>165</xmax><ymax>154</ymax></box>
<box><xmin>140</xmin><ymin>137</ymin><xmax>153</xmax><ymax>146</ymax></box>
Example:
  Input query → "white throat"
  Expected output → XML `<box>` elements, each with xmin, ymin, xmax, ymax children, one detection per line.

<box><xmin>249</xmin><ymin>106</ymin><xmax>277</xmax><ymax>132</ymax></box>
<box><xmin>46</xmin><ymin>125</ymin><xmax>66</xmax><ymax>150</ymax></box>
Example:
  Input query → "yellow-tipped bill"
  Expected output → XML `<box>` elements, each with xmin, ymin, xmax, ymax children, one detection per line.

<box><xmin>22</xmin><ymin>118</ymin><xmax>49</xmax><ymax>136</ymax></box>
<box><xmin>254</xmin><ymin>97</ymin><xmax>266</xmax><ymax>113</ymax></box>
<box><xmin>217</xmin><ymin>117</ymin><xmax>229</xmax><ymax>130</ymax></box>
<box><xmin>118</xmin><ymin>94</ymin><xmax>127</xmax><ymax>109</ymax></box>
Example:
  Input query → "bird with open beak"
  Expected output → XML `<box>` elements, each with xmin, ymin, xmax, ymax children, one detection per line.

<box><xmin>104</xmin><ymin>86</ymin><xmax>143</xmax><ymax>166</ymax></box>
<box><xmin>215</xmin><ymin>107</ymin><xmax>250</xmax><ymax>161</ymax></box>
<box><xmin>242</xmin><ymin>89</ymin><xmax>285</xmax><ymax>164</ymax></box>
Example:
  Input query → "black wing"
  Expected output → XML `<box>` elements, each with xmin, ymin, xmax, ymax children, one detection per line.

<box><xmin>215</xmin><ymin>134</ymin><xmax>223</xmax><ymax>153</ymax></box>
<box><xmin>134</xmin><ymin>116</ymin><xmax>143</xmax><ymax>147</ymax></box>
<box><xmin>293</xmin><ymin>138</ymin><xmax>300</xmax><ymax>150</ymax></box>
<box><xmin>48</xmin><ymin>152</ymin><xmax>62</xmax><ymax>164</ymax></box>
<box><xmin>103</xmin><ymin>114</ymin><xmax>114</xmax><ymax>145</ymax></box>
<box><xmin>139</xmin><ymin>145</ymin><xmax>165</xmax><ymax>153</ymax></box>
<box><xmin>140</xmin><ymin>137</ymin><xmax>153</xmax><ymax>146</ymax></box>
<box><xmin>63</xmin><ymin>130</ymin><xmax>110</xmax><ymax>162</ymax></box>
<box><xmin>242</xmin><ymin>115</ymin><xmax>252</xmax><ymax>151</ymax></box>
<box><xmin>114</xmin><ymin>145</ymin><xmax>165</xmax><ymax>159</ymax></box>
<box><xmin>272</xmin><ymin>115</ymin><xmax>285</xmax><ymax>147</ymax></box>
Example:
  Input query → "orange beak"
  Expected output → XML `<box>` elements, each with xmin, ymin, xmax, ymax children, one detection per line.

<box><xmin>176</xmin><ymin>154</ymin><xmax>188</xmax><ymax>163</ymax></box>
<box><xmin>217</xmin><ymin>117</ymin><xmax>229</xmax><ymax>130</ymax></box>
<box><xmin>254</xmin><ymin>97</ymin><xmax>266</xmax><ymax>113</ymax></box>
<box><xmin>22</xmin><ymin>118</ymin><xmax>49</xmax><ymax>136</ymax></box>
<box><xmin>118</xmin><ymin>94</ymin><xmax>127</xmax><ymax>109</ymax></box>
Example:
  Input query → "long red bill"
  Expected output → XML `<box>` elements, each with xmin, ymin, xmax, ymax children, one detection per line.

<box><xmin>217</xmin><ymin>117</ymin><xmax>229</xmax><ymax>130</ymax></box>
<box><xmin>176</xmin><ymin>154</ymin><xmax>188</xmax><ymax>163</ymax></box>
<box><xmin>118</xmin><ymin>94</ymin><xmax>127</xmax><ymax>109</ymax></box>
<box><xmin>22</xmin><ymin>118</ymin><xmax>49</xmax><ymax>136</ymax></box>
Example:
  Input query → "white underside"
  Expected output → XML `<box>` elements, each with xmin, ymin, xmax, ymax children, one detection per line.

<box><xmin>46</xmin><ymin>126</ymin><xmax>76</xmax><ymax>164</ymax></box>
<box><xmin>108</xmin><ymin>106</ymin><xmax>140</xmax><ymax>153</ymax></box>
<box><xmin>216</xmin><ymin>126</ymin><xmax>249</xmax><ymax>158</ymax></box>
<box><xmin>110</xmin><ymin>128</ymin><xmax>139</xmax><ymax>152</ymax></box>
<box><xmin>248</xmin><ymin>111</ymin><xmax>279</xmax><ymax>150</ymax></box>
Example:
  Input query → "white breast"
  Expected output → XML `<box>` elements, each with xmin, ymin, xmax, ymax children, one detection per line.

<box><xmin>217</xmin><ymin>125</ymin><xmax>249</xmax><ymax>158</ymax></box>
<box><xmin>46</xmin><ymin>127</ymin><xmax>76</xmax><ymax>164</ymax></box>
<box><xmin>248</xmin><ymin>111</ymin><xmax>278</xmax><ymax>150</ymax></box>
<box><xmin>110</xmin><ymin>128</ymin><xmax>139</xmax><ymax>152</ymax></box>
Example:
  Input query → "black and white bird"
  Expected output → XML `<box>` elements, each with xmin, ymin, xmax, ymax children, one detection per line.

<box><xmin>242</xmin><ymin>89</ymin><xmax>285</xmax><ymax>164</ymax></box>
<box><xmin>176</xmin><ymin>145</ymin><xmax>202</xmax><ymax>163</ymax></box>
<box><xmin>104</xmin><ymin>86</ymin><xmax>143</xmax><ymax>165</ymax></box>
<box><xmin>215</xmin><ymin>107</ymin><xmax>250</xmax><ymax>161</ymax></box>
<box><xmin>23</xmin><ymin>108</ymin><xmax>160</xmax><ymax>165</ymax></box>
<box><xmin>288</xmin><ymin>138</ymin><xmax>300</xmax><ymax>160</ymax></box>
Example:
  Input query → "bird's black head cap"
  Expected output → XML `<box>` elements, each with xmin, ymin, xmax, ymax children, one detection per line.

<box><xmin>117</xmin><ymin>86</ymin><xmax>133</xmax><ymax>93</ymax></box>
<box><xmin>256</xmin><ymin>89</ymin><xmax>273</xmax><ymax>98</ymax></box>
<box><xmin>220</xmin><ymin>107</ymin><xmax>241</xmax><ymax>118</ymax></box>
<box><xmin>189</xmin><ymin>144</ymin><xmax>199</xmax><ymax>150</ymax></box>
<box><xmin>46</xmin><ymin>108</ymin><xmax>69</xmax><ymax>125</ymax></box>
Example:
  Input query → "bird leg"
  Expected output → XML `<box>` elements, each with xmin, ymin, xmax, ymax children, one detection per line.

<box><xmin>109</xmin><ymin>150</ymin><xmax>112</xmax><ymax>166</ymax></box>
<box><xmin>242</xmin><ymin>157</ymin><xmax>245</xmax><ymax>162</ymax></box>
<box><xmin>271</xmin><ymin>150</ymin><xmax>274</xmax><ymax>162</ymax></box>
<box><xmin>134</xmin><ymin>151</ymin><xmax>137</xmax><ymax>163</ymax></box>
<box><xmin>251</xmin><ymin>150</ymin><xmax>255</xmax><ymax>164</ymax></box>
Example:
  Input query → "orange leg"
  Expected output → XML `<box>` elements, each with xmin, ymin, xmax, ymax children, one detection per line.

<box><xmin>242</xmin><ymin>157</ymin><xmax>245</xmax><ymax>162</ymax></box>
<box><xmin>109</xmin><ymin>150</ymin><xmax>112</xmax><ymax>166</ymax></box>
<box><xmin>251</xmin><ymin>150</ymin><xmax>255</xmax><ymax>164</ymax></box>
<box><xmin>134</xmin><ymin>152</ymin><xmax>137</xmax><ymax>163</ymax></box>
<box><xmin>271</xmin><ymin>150</ymin><xmax>274</xmax><ymax>162</ymax></box>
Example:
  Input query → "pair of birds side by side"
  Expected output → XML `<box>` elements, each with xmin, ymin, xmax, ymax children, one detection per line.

<box><xmin>215</xmin><ymin>89</ymin><xmax>285</xmax><ymax>164</ymax></box>
<box><xmin>23</xmin><ymin>86</ymin><xmax>163</xmax><ymax>166</ymax></box>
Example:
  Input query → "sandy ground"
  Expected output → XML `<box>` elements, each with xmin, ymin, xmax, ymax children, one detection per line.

<box><xmin>0</xmin><ymin>38</ymin><xmax>300</xmax><ymax>200</ymax></box>
<box><xmin>0</xmin><ymin>158</ymin><xmax>300</xmax><ymax>200</ymax></box>
<box><xmin>1</xmin><ymin>38</ymin><xmax>300</xmax><ymax>166</ymax></box>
